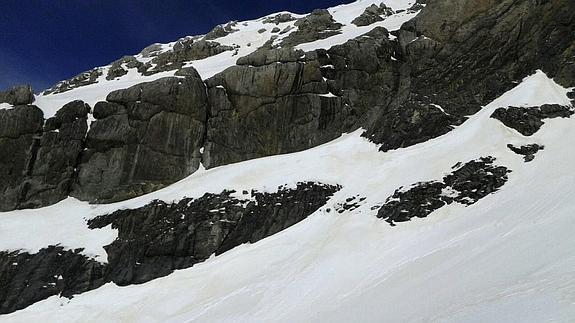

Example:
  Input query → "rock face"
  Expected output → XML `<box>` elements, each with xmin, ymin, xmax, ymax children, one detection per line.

<box><xmin>363</xmin><ymin>0</ymin><xmax>575</xmax><ymax>151</ymax></box>
<box><xmin>491</xmin><ymin>104</ymin><xmax>573</xmax><ymax>136</ymax></box>
<box><xmin>0</xmin><ymin>85</ymin><xmax>35</xmax><ymax>105</ymax></box>
<box><xmin>0</xmin><ymin>182</ymin><xmax>339</xmax><ymax>314</ymax></box>
<box><xmin>0</xmin><ymin>246</ymin><xmax>106</xmax><ymax>314</ymax></box>
<box><xmin>19</xmin><ymin>101</ymin><xmax>90</xmax><ymax>209</ymax></box>
<box><xmin>0</xmin><ymin>105</ymin><xmax>44</xmax><ymax>211</ymax></box>
<box><xmin>4</xmin><ymin>0</ymin><xmax>574</xmax><ymax>209</ymax></box>
<box><xmin>351</xmin><ymin>3</ymin><xmax>395</xmax><ymax>27</ymax></box>
<box><xmin>377</xmin><ymin>157</ymin><xmax>511</xmax><ymax>225</ymax></box>
<box><xmin>0</xmin><ymin>101</ymin><xmax>90</xmax><ymax>211</ymax></box>
<box><xmin>72</xmin><ymin>76</ymin><xmax>207</xmax><ymax>203</ymax></box>
<box><xmin>203</xmin><ymin>49</ymin><xmax>351</xmax><ymax>168</ymax></box>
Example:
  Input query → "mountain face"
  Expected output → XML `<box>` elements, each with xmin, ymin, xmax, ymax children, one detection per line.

<box><xmin>0</xmin><ymin>0</ymin><xmax>574</xmax><ymax>321</ymax></box>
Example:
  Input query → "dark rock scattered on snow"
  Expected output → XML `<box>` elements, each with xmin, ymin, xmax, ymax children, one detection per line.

<box><xmin>106</xmin><ymin>56</ymin><xmax>144</xmax><ymax>80</ymax></box>
<box><xmin>43</xmin><ymin>69</ymin><xmax>102</xmax><ymax>95</ymax></box>
<box><xmin>262</xmin><ymin>13</ymin><xmax>296</xmax><ymax>25</ymax></box>
<box><xmin>491</xmin><ymin>104</ymin><xmax>573</xmax><ymax>136</ymax></box>
<box><xmin>377</xmin><ymin>157</ymin><xmax>511</xmax><ymax>226</ymax></box>
<box><xmin>139</xmin><ymin>39</ymin><xmax>234</xmax><ymax>76</ymax></box>
<box><xmin>279</xmin><ymin>9</ymin><xmax>343</xmax><ymax>48</ymax></box>
<box><xmin>204</xmin><ymin>21</ymin><xmax>239</xmax><ymax>40</ymax></box>
<box><xmin>507</xmin><ymin>143</ymin><xmax>544</xmax><ymax>162</ymax></box>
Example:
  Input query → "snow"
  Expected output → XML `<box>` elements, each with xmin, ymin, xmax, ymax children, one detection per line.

<box><xmin>3</xmin><ymin>70</ymin><xmax>575</xmax><ymax>322</ymax></box>
<box><xmin>0</xmin><ymin>102</ymin><xmax>13</xmax><ymax>110</ymax></box>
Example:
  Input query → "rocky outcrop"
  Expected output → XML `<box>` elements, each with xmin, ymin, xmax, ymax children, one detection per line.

<box><xmin>262</xmin><ymin>13</ymin><xmax>296</xmax><ymax>25</ymax></box>
<box><xmin>106</xmin><ymin>56</ymin><xmax>144</xmax><ymax>80</ymax></box>
<box><xmin>377</xmin><ymin>157</ymin><xmax>511</xmax><ymax>225</ymax></box>
<box><xmin>18</xmin><ymin>101</ymin><xmax>90</xmax><ymax>209</ymax></box>
<box><xmin>0</xmin><ymin>105</ymin><xmax>44</xmax><ymax>211</ymax></box>
<box><xmin>507</xmin><ymin>143</ymin><xmax>544</xmax><ymax>162</ymax></box>
<box><xmin>0</xmin><ymin>246</ymin><xmax>106</xmax><ymax>314</ymax></box>
<box><xmin>204</xmin><ymin>21</ymin><xmax>239</xmax><ymax>40</ymax></box>
<box><xmin>0</xmin><ymin>85</ymin><xmax>34</xmax><ymax>105</ymax></box>
<box><xmin>0</xmin><ymin>100</ymin><xmax>91</xmax><ymax>211</ymax></box>
<box><xmin>203</xmin><ymin>49</ymin><xmax>351</xmax><ymax>168</ymax></box>
<box><xmin>88</xmin><ymin>182</ymin><xmax>339</xmax><ymax>285</ymax></box>
<box><xmin>139</xmin><ymin>39</ymin><xmax>234</xmax><ymax>76</ymax></box>
<box><xmin>351</xmin><ymin>3</ymin><xmax>394</xmax><ymax>27</ymax></box>
<box><xmin>279</xmin><ymin>9</ymin><xmax>343</xmax><ymax>47</ymax></box>
<box><xmin>43</xmin><ymin>68</ymin><xmax>103</xmax><ymax>95</ymax></box>
<box><xmin>0</xmin><ymin>182</ymin><xmax>339</xmax><ymax>314</ymax></box>
<box><xmin>363</xmin><ymin>0</ymin><xmax>575</xmax><ymax>151</ymax></box>
<box><xmin>491</xmin><ymin>104</ymin><xmax>573</xmax><ymax>136</ymax></box>
<box><xmin>72</xmin><ymin>76</ymin><xmax>207</xmax><ymax>203</ymax></box>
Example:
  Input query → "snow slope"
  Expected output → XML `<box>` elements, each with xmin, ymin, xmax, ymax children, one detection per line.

<box><xmin>3</xmin><ymin>67</ymin><xmax>575</xmax><ymax>322</ymax></box>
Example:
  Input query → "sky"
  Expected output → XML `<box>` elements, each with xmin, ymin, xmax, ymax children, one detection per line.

<box><xmin>0</xmin><ymin>0</ymin><xmax>353</xmax><ymax>92</ymax></box>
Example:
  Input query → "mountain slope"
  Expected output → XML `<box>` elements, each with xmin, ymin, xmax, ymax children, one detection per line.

<box><xmin>1</xmin><ymin>0</ymin><xmax>575</xmax><ymax>321</ymax></box>
<box><xmin>3</xmin><ymin>69</ymin><xmax>575</xmax><ymax>323</ymax></box>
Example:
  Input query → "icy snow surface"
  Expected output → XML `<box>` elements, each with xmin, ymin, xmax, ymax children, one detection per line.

<box><xmin>3</xmin><ymin>68</ymin><xmax>575</xmax><ymax>322</ymax></box>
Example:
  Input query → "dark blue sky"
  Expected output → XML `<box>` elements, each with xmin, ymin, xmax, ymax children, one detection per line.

<box><xmin>0</xmin><ymin>0</ymin><xmax>352</xmax><ymax>92</ymax></box>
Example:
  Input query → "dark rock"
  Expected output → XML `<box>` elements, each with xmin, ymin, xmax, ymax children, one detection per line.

<box><xmin>0</xmin><ymin>182</ymin><xmax>338</xmax><ymax>314</ymax></box>
<box><xmin>0</xmin><ymin>85</ymin><xmax>35</xmax><ymax>105</ymax></box>
<box><xmin>139</xmin><ymin>39</ymin><xmax>234</xmax><ymax>76</ymax></box>
<box><xmin>0</xmin><ymin>105</ymin><xmax>44</xmax><ymax>211</ymax></box>
<box><xmin>18</xmin><ymin>101</ymin><xmax>90</xmax><ymax>209</ymax></box>
<box><xmin>236</xmin><ymin>47</ymin><xmax>305</xmax><ymax>67</ymax></box>
<box><xmin>262</xmin><ymin>13</ymin><xmax>296</xmax><ymax>25</ymax></box>
<box><xmin>507</xmin><ymin>143</ymin><xmax>544</xmax><ymax>162</ymax></box>
<box><xmin>258</xmin><ymin>28</ymin><xmax>266</xmax><ymax>34</ymax></box>
<box><xmin>87</xmin><ymin>182</ymin><xmax>339</xmax><ymax>285</ymax></box>
<box><xmin>491</xmin><ymin>105</ymin><xmax>573</xmax><ymax>136</ymax></box>
<box><xmin>203</xmin><ymin>57</ymin><xmax>350</xmax><ymax>168</ymax></box>
<box><xmin>43</xmin><ymin>68</ymin><xmax>102</xmax><ymax>95</ymax></box>
<box><xmin>363</xmin><ymin>0</ymin><xmax>575</xmax><ymax>151</ymax></box>
<box><xmin>351</xmin><ymin>3</ymin><xmax>395</xmax><ymax>27</ymax></box>
<box><xmin>0</xmin><ymin>246</ymin><xmax>106</xmax><ymax>315</ymax></box>
<box><xmin>139</xmin><ymin>43</ymin><xmax>163</xmax><ymax>58</ymax></box>
<box><xmin>204</xmin><ymin>21</ymin><xmax>238</xmax><ymax>40</ymax></box>
<box><xmin>377</xmin><ymin>157</ymin><xmax>511</xmax><ymax>225</ymax></box>
<box><xmin>106</xmin><ymin>56</ymin><xmax>144</xmax><ymax>80</ymax></box>
<box><xmin>72</xmin><ymin>75</ymin><xmax>207</xmax><ymax>203</ymax></box>
<box><xmin>271</xmin><ymin>27</ymin><xmax>281</xmax><ymax>33</ymax></box>
<box><xmin>279</xmin><ymin>9</ymin><xmax>343</xmax><ymax>48</ymax></box>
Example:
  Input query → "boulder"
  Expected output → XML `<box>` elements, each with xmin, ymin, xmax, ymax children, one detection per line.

<box><xmin>0</xmin><ymin>85</ymin><xmax>34</xmax><ymax>105</ymax></box>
